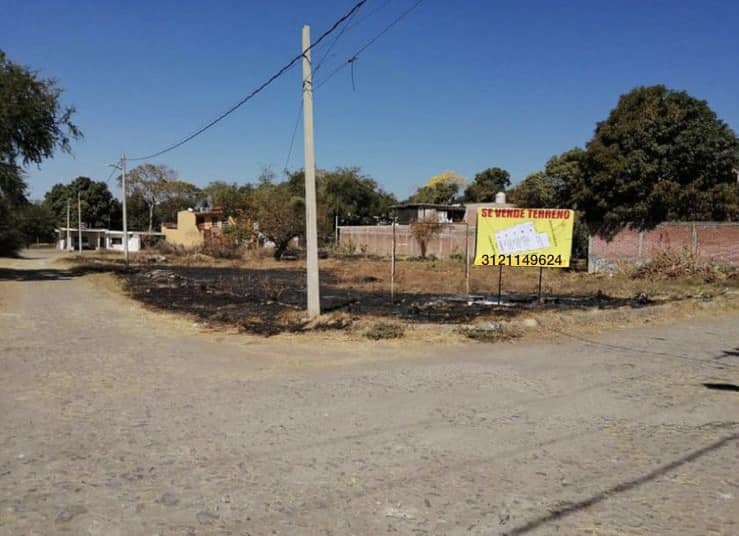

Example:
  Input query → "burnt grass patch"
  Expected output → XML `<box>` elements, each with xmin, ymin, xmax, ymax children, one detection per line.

<box><xmin>117</xmin><ymin>263</ymin><xmax>670</xmax><ymax>337</ymax></box>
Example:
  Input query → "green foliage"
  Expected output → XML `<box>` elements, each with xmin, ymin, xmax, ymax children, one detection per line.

<box><xmin>322</xmin><ymin>167</ymin><xmax>396</xmax><ymax>225</ymax></box>
<box><xmin>507</xmin><ymin>152</ymin><xmax>590</xmax><ymax>259</ymax></box>
<box><xmin>463</xmin><ymin>167</ymin><xmax>511</xmax><ymax>202</ymax></box>
<box><xmin>0</xmin><ymin>50</ymin><xmax>81</xmax><ymax>167</ymax></box>
<box><xmin>252</xmin><ymin>171</ymin><xmax>305</xmax><ymax>259</ymax></box>
<box><xmin>17</xmin><ymin>202</ymin><xmax>57</xmax><ymax>244</ymax></box>
<box><xmin>43</xmin><ymin>177</ymin><xmax>121</xmax><ymax>229</ymax></box>
<box><xmin>408</xmin><ymin>171</ymin><xmax>464</xmax><ymax>204</ymax></box>
<box><xmin>0</xmin><ymin>50</ymin><xmax>80</xmax><ymax>255</ymax></box>
<box><xmin>578</xmin><ymin>85</ymin><xmax>739</xmax><ymax>236</ymax></box>
<box><xmin>281</xmin><ymin>167</ymin><xmax>396</xmax><ymax>246</ymax></box>
<box><xmin>202</xmin><ymin>181</ymin><xmax>253</xmax><ymax>219</ymax></box>
<box><xmin>408</xmin><ymin>182</ymin><xmax>459</xmax><ymax>204</ymax></box>
<box><xmin>507</xmin><ymin>171</ymin><xmax>557</xmax><ymax>208</ymax></box>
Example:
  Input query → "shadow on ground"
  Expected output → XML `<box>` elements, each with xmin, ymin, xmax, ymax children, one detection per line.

<box><xmin>501</xmin><ymin>429</ymin><xmax>739</xmax><ymax>535</ymax></box>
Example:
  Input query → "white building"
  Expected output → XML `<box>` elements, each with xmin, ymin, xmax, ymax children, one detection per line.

<box><xmin>56</xmin><ymin>228</ymin><xmax>163</xmax><ymax>252</ymax></box>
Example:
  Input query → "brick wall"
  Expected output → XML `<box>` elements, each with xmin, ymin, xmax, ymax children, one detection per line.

<box><xmin>589</xmin><ymin>222</ymin><xmax>739</xmax><ymax>272</ymax></box>
<box><xmin>338</xmin><ymin>224</ymin><xmax>474</xmax><ymax>259</ymax></box>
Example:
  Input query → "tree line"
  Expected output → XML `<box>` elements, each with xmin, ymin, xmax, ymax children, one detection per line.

<box><xmin>2</xmin><ymin>47</ymin><xmax>738</xmax><ymax>258</ymax></box>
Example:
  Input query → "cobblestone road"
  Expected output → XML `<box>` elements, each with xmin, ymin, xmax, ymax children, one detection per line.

<box><xmin>1</xmin><ymin>250</ymin><xmax>738</xmax><ymax>535</ymax></box>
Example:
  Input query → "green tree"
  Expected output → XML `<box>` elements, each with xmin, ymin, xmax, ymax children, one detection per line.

<box><xmin>43</xmin><ymin>177</ymin><xmax>121</xmax><ymax>229</ymax></box>
<box><xmin>579</xmin><ymin>85</ymin><xmax>739</xmax><ymax>236</ymax></box>
<box><xmin>507</xmin><ymin>171</ymin><xmax>556</xmax><ymax>208</ymax></box>
<box><xmin>0</xmin><ymin>50</ymin><xmax>80</xmax><ymax>255</ymax></box>
<box><xmin>322</xmin><ymin>167</ymin><xmax>396</xmax><ymax>225</ymax></box>
<box><xmin>201</xmin><ymin>180</ymin><xmax>252</xmax><ymax>219</ymax></box>
<box><xmin>408</xmin><ymin>171</ymin><xmax>464</xmax><ymax>204</ymax></box>
<box><xmin>463</xmin><ymin>167</ymin><xmax>511</xmax><ymax>202</ymax></box>
<box><xmin>284</xmin><ymin>167</ymin><xmax>396</xmax><ymax>244</ymax></box>
<box><xmin>17</xmin><ymin>201</ymin><xmax>57</xmax><ymax>245</ymax></box>
<box><xmin>252</xmin><ymin>171</ymin><xmax>305</xmax><ymax>259</ymax></box>
<box><xmin>507</xmin><ymin>152</ymin><xmax>591</xmax><ymax>259</ymax></box>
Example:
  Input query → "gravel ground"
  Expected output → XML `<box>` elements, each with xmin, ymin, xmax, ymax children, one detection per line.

<box><xmin>1</xmin><ymin>249</ymin><xmax>738</xmax><ymax>535</ymax></box>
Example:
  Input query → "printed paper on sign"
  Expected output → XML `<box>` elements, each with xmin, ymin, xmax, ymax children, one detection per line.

<box><xmin>494</xmin><ymin>222</ymin><xmax>550</xmax><ymax>254</ymax></box>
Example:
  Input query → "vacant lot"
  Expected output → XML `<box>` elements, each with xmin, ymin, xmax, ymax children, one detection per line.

<box><xmin>70</xmin><ymin>251</ymin><xmax>739</xmax><ymax>337</ymax></box>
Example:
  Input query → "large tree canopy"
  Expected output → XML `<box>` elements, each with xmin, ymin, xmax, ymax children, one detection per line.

<box><xmin>578</xmin><ymin>85</ymin><xmax>739</xmax><ymax>235</ymax></box>
<box><xmin>407</xmin><ymin>171</ymin><xmax>464</xmax><ymax>204</ymax></box>
<box><xmin>0</xmin><ymin>50</ymin><xmax>80</xmax><ymax>254</ymax></box>
<box><xmin>43</xmin><ymin>177</ymin><xmax>121</xmax><ymax>229</ymax></box>
<box><xmin>463</xmin><ymin>167</ymin><xmax>511</xmax><ymax>202</ymax></box>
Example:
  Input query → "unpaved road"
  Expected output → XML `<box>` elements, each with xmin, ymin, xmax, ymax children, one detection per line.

<box><xmin>1</xmin><ymin>249</ymin><xmax>738</xmax><ymax>535</ymax></box>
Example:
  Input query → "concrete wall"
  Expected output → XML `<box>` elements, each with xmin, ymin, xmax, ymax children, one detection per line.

<box><xmin>162</xmin><ymin>211</ymin><xmax>203</xmax><ymax>248</ymax></box>
<box><xmin>589</xmin><ymin>222</ymin><xmax>739</xmax><ymax>272</ymax></box>
<box><xmin>338</xmin><ymin>224</ymin><xmax>473</xmax><ymax>259</ymax></box>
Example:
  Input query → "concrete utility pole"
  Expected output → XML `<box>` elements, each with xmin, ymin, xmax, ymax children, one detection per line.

<box><xmin>121</xmin><ymin>154</ymin><xmax>129</xmax><ymax>264</ymax></box>
<box><xmin>77</xmin><ymin>191</ymin><xmax>82</xmax><ymax>253</ymax></box>
<box><xmin>66</xmin><ymin>199</ymin><xmax>71</xmax><ymax>250</ymax></box>
<box><xmin>302</xmin><ymin>25</ymin><xmax>320</xmax><ymax>318</ymax></box>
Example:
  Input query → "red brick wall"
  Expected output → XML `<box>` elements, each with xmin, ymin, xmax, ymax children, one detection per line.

<box><xmin>589</xmin><ymin>222</ymin><xmax>739</xmax><ymax>271</ymax></box>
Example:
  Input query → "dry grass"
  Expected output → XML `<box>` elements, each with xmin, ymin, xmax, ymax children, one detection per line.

<box><xmin>69</xmin><ymin>250</ymin><xmax>739</xmax><ymax>343</ymax></box>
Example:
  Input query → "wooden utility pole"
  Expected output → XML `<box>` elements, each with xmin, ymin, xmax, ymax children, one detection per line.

<box><xmin>302</xmin><ymin>25</ymin><xmax>320</xmax><ymax>318</ymax></box>
<box><xmin>77</xmin><ymin>191</ymin><xmax>82</xmax><ymax>253</ymax></box>
<box><xmin>121</xmin><ymin>154</ymin><xmax>129</xmax><ymax>264</ymax></box>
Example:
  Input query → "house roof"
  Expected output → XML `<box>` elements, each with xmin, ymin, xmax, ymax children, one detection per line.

<box><xmin>391</xmin><ymin>203</ymin><xmax>466</xmax><ymax>211</ymax></box>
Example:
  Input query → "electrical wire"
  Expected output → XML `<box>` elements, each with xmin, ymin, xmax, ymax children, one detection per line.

<box><xmin>127</xmin><ymin>0</ymin><xmax>368</xmax><ymax>162</ymax></box>
<box><xmin>314</xmin><ymin>0</ymin><xmax>424</xmax><ymax>91</ymax></box>
<box><xmin>104</xmin><ymin>166</ymin><xmax>118</xmax><ymax>185</ymax></box>
<box><xmin>283</xmin><ymin>99</ymin><xmax>303</xmax><ymax>173</ymax></box>
<box><xmin>313</xmin><ymin>5</ymin><xmax>360</xmax><ymax>76</ymax></box>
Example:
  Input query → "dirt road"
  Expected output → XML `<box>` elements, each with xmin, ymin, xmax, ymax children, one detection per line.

<box><xmin>1</xmin><ymin>250</ymin><xmax>738</xmax><ymax>535</ymax></box>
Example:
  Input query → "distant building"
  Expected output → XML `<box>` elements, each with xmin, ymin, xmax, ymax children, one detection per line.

<box><xmin>161</xmin><ymin>208</ymin><xmax>234</xmax><ymax>248</ymax></box>
<box><xmin>56</xmin><ymin>228</ymin><xmax>163</xmax><ymax>252</ymax></box>
<box><xmin>391</xmin><ymin>203</ymin><xmax>466</xmax><ymax>225</ymax></box>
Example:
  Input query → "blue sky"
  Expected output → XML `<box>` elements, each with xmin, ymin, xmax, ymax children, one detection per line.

<box><xmin>4</xmin><ymin>0</ymin><xmax>739</xmax><ymax>199</ymax></box>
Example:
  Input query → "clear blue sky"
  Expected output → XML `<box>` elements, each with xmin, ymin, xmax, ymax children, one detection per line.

<box><xmin>4</xmin><ymin>0</ymin><xmax>739</xmax><ymax>200</ymax></box>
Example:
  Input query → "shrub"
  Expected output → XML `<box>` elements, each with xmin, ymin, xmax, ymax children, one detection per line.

<box><xmin>410</xmin><ymin>216</ymin><xmax>443</xmax><ymax>258</ymax></box>
<box><xmin>631</xmin><ymin>249</ymin><xmax>719</xmax><ymax>279</ymax></box>
<box><xmin>199</xmin><ymin>233</ymin><xmax>241</xmax><ymax>259</ymax></box>
<box><xmin>459</xmin><ymin>323</ymin><xmax>522</xmax><ymax>343</ymax></box>
<box><xmin>365</xmin><ymin>322</ymin><xmax>405</xmax><ymax>340</ymax></box>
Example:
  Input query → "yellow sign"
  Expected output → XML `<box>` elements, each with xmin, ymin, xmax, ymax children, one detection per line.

<box><xmin>474</xmin><ymin>207</ymin><xmax>575</xmax><ymax>268</ymax></box>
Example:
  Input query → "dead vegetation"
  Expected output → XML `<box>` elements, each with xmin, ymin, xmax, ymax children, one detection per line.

<box><xmin>631</xmin><ymin>248</ymin><xmax>730</xmax><ymax>282</ymax></box>
<box><xmin>365</xmin><ymin>322</ymin><xmax>405</xmax><ymax>340</ymax></box>
<box><xmin>66</xmin><ymin>250</ymin><xmax>739</xmax><ymax>340</ymax></box>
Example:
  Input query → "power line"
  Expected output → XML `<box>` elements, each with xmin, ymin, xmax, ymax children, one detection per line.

<box><xmin>286</xmin><ymin>0</ymin><xmax>400</xmax><ymax>173</ymax></box>
<box><xmin>283</xmin><ymin>99</ymin><xmax>303</xmax><ymax>173</ymax></box>
<box><xmin>315</xmin><ymin>0</ymin><xmax>424</xmax><ymax>91</ymax></box>
<box><xmin>127</xmin><ymin>0</ymin><xmax>368</xmax><ymax>162</ymax></box>
<box><xmin>313</xmin><ymin>4</ymin><xmax>360</xmax><ymax>75</ymax></box>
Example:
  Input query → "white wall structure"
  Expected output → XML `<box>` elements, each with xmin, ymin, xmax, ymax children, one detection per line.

<box><xmin>56</xmin><ymin>228</ymin><xmax>162</xmax><ymax>253</ymax></box>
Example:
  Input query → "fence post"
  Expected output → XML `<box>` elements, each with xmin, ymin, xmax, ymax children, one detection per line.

<box><xmin>391</xmin><ymin>221</ymin><xmax>396</xmax><ymax>304</ymax></box>
<box><xmin>464</xmin><ymin>223</ymin><xmax>470</xmax><ymax>296</ymax></box>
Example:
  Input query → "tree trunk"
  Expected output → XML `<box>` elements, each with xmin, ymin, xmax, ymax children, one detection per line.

<box><xmin>148</xmin><ymin>204</ymin><xmax>154</xmax><ymax>234</ymax></box>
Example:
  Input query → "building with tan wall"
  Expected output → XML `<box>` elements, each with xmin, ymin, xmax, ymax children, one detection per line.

<box><xmin>161</xmin><ymin>209</ymin><xmax>232</xmax><ymax>248</ymax></box>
